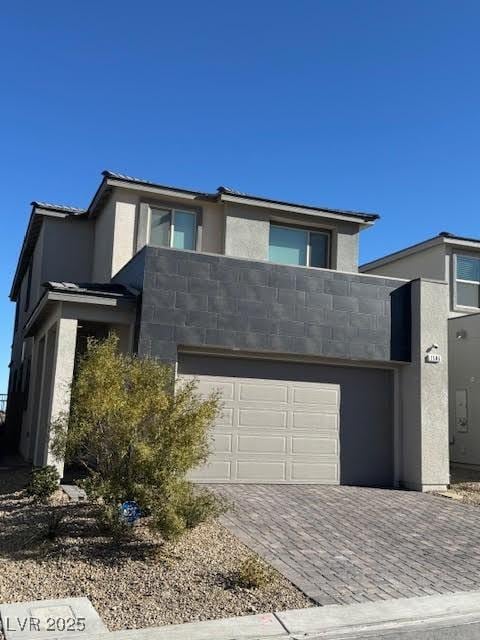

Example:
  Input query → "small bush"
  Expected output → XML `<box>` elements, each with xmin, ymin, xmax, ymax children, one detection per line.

<box><xmin>51</xmin><ymin>335</ymin><xmax>225</xmax><ymax>542</ymax></box>
<box><xmin>27</xmin><ymin>466</ymin><xmax>60</xmax><ymax>502</ymax></box>
<box><xmin>96</xmin><ymin>503</ymin><xmax>134</xmax><ymax>543</ymax></box>
<box><xmin>233</xmin><ymin>557</ymin><xmax>273</xmax><ymax>589</ymax></box>
<box><xmin>45</xmin><ymin>509</ymin><xmax>65</xmax><ymax>540</ymax></box>
<box><xmin>179</xmin><ymin>483</ymin><xmax>228</xmax><ymax>530</ymax></box>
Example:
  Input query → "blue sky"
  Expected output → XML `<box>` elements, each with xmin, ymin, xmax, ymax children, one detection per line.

<box><xmin>1</xmin><ymin>0</ymin><xmax>479</xmax><ymax>391</ymax></box>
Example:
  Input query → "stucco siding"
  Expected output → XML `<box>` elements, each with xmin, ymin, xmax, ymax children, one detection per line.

<box><xmin>42</xmin><ymin>217</ymin><xmax>94</xmax><ymax>285</ymax></box>
<box><xmin>334</xmin><ymin>221</ymin><xmax>360</xmax><ymax>272</ymax></box>
<box><xmin>92</xmin><ymin>195</ymin><xmax>115</xmax><ymax>282</ymax></box>
<box><xmin>112</xmin><ymin>196</ymin><xmax>138</xmax><ymax>277</ymax></box>
<box><xmin>201</xmin><ymin>202</ymin><xmax>224</xmax><ymax>254</ymax></box>
<box><xmin>400</xmin><ymin>279</ymin><xmax>449</xmax><ymax>490</ymax></box>
<box><xmin>363</xmin><ymin>244</ymin><xmax>447</xmax><ymax>282</ymax></box>
<box><xmin>30</xmin><ymin>225</ymin><xmax>45</xmax><ymax>315</ymax></box>
<box><xmin>224</xmin><ymin>203</ymin><xmax>270</xmax><ymax>261</ymax></box>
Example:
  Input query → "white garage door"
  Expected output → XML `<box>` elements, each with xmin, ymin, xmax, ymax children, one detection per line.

<box><xmin>178</xmin><ymin>373</ymin><xmax>340</xmax><ymax>484</ymax></box>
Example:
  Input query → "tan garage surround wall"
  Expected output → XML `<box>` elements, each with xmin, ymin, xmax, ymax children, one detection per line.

<box><xmin>400</xmin><ymin>278</ymin><xmax>449</xmax><ymax>491</ymax></box>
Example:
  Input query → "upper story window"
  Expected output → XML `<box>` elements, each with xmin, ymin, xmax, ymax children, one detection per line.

<box><xmin>456</xmin><ymin>255</ymin><xmax>480</xmax><ymax>308</ymax></box>
<box><xmin>268</xmin><ymin>224</ymin><xmax>329</xmax><ymax>268</ymax></box>
<box><xmin>149</xmin><ymin>207</ymin><xmax>196</xmax><ymax>251</ymax></box>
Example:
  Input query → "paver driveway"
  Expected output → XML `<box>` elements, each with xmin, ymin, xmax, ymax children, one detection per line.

<box><xmin>216</xmin><ymin>485</ymin><xmax>480</xmax><ymax>605</ymax></box>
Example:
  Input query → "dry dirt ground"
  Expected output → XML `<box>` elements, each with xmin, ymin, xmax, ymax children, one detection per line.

<box><xmin>0</xmin><ymin>467</ymin><xmax>312</xmax><ymax>633</ymax></box>
<box><xmin>447</xmin><ymin>465</ymin><xmax>480</xmax><ymax>505</ymax></box>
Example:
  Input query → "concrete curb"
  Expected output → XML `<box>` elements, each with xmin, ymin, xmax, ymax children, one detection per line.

<box><xmin>4</xmin><ymin>591</ymin><xmax>480</xmax><ymax>640</ymax></box>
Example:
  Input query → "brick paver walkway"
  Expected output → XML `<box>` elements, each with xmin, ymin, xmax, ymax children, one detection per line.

<box><xmin>216</xmin><ymin>485</ymin><xmax>480</xmax><ymax>606</ymax></box>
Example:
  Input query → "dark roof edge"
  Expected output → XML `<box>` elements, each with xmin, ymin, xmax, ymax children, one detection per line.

<box><xmin>101</xmin><ymin>170</ymin><xmax>213</xmax><ymax>199</ymax></box>
<box><xmin>31</xmin><ymin>201</ymin><xmax>87</xmax><ymax>215</ymax></box>
<box><xmin>43</xmin><ymin>281</ymin><xmax>139</xmax><ymax>298</ymax></box>
<box><xmin>438</xmin><ymin>231</ymin><xmax>480</xmax><ymax>244</ymax></box>
<box><xmin>101</xmin><ymin>170</ymin><xmax>379</xmax><ymax>222</ymax></box>
<box><xmin>220</xmin><ymin>191</ymin><xmax>379</xmax><ymax>221</ymax></box>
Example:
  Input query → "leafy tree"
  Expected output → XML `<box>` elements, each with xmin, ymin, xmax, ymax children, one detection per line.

<box><xmin>51</xmin><ymin>334</ymin><xmax>224</xmax><ymax>540</ymax></box>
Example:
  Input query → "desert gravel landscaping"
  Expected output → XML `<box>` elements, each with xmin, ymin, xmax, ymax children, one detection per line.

<box><xmin>0</xmin><ymin>467</ymin><xmax>311</xmax><ymax>634</ymax></box>
<box><xmin>444</xmin><ymin>465</ymin><xmax>480</xmax><ymax>505</ymax></box>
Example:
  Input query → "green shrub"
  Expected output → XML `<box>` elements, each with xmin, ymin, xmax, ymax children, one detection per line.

<box><xmin>96</xmin><ymin>503</ymin><xmax>134</xmax><ymax>542</ymax></box>
<box><xmin>45</xmin><ymin>508</ymin><xmax>65</xmax><ymax>540</ymax></box>
<box><xmin>233</xmin><ymin>557</ymin><xmax>273</xmax><ymax>589</ymax></box>
<box><xmin>178</xmin><ymin>483</ymin><xmax>228</xmax><ymax>530</ymax></box>
<box><xmin>51</xmin><ymin>334</ymin><xmax>224</xmax><ymax>541</ymax></box>
<box><xmin>27</xmin><ymin>465</ymin><xmax>60</xmax><ymax>502</ymax></box>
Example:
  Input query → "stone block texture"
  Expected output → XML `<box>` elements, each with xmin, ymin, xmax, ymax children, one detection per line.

<box><xmin>134</xmin><ymin>247</ymin><xmax>411</xmax><ymax>363</ymax></box>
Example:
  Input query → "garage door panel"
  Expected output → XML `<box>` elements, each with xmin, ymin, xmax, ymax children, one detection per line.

<box><xmin>196</xmin><ymin>380</ymin><xmax>235</xmax><ymax>399</ymax></box>
<box><xmin>291</xmin><ymin>461</ymin><xmax>339</xmax><ymax>482</ymax></box>
<box><xmin>292</xmin><ymin>411</ymin><xmax>339</xmax><ymax>430</ymax></box>
<box><xmin>238</xmin><ymin>409</ymin><xmax>287</xmax><ymax>428</ymax></box>
<box><xmin>217</xmin><ymin>408</ymin><xmax>234</xmax><ymax>426</ymax></box>
<box><xmin>190</xmin><ymin>460</ymin><xmax>231</xmax><ymax>481</ymax></box>
<box><xmin>239</xmin><ymin>383</ymin><xmax>288</xmax><ymax>403</ymax></box>
<box><xmin>211</xmin><ymin>433</ymin><xmax>232</xmax><ymax>453</ymax></box>
<box><xmin>292</xmin><ymin>385</ymin><xmax>339</xmax><ymax>407</ymax></box>
<box><xmin>292</xmin><ymin>436</ymin><xmax>338</xmax><ymax>455</ymax></box>
<box><xmin>237</xmin><ymin>460</ymin><xmax>287</xmax><ymax>481</ymax></box>
<box><xmin>238</xmin><ymin>435</ymin><xmax>287</xmax><ymax>454</ymax></box>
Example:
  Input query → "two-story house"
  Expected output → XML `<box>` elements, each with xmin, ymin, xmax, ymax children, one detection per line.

<box><xmin>362</xmin><ymin>232</ymin><xmax>480</xmax><ymax>471</ymax></box>
<box><xmin>6</xmin><ymin>171</ymin><xmax>449</xmax><ymax>491</ymax></box>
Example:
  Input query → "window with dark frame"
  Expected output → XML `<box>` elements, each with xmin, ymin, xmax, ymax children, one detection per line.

<box><xmin>268</xmin><ymin>224</ymin><xmax>330</xmax><ymax>268</ymax></box>
<box><xmin>149</xmin><ymin>207</ymin><xmax>197</xmax><ymax>251</ymax></box>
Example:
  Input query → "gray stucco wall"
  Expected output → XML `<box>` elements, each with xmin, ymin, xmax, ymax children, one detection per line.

<box><xmin>131</xmin><ymin>246</ymin><xmax>411</xmax><ymax>364</ymax></box>
<box><xmin>400</xmin><ymin>278</ymin><xmax>449</xmax><ymax>491</ymax></box>
<box><xmin>333</xmin><ymin>221</ymin><xmax>360</xmax><ymax>272</ymax></box>
<box><xmin>42</xmin><ymin>217</ymin><xmax>94</xmax><ymax>286</ymax></box>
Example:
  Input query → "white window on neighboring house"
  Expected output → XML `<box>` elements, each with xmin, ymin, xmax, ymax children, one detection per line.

<box><xmin>149</xmin><ymin>207</ymin><xmax>197</xmax><ymax>251</ymax></box>
<box><xmin>456</xmin><ymin>254</ymin><xmax>480</xmax><ymax>308</ymax></box>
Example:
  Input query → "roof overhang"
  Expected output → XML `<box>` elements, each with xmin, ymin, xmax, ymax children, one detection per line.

<box><xmin>24</xmin><ymin>288</ymin><xmax>137</xmax><ymax>337</ymax></box>
<box><xmin>90</xmin><ymin>171</ymin><xmax>379</xmax><ymax>225</ymax></box>
<box><xmin>217</xmin><ymin>193</ymin><xmax>377</xmax><ymax>226</ymax></box>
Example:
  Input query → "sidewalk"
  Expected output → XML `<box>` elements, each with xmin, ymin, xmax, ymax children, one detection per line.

<box><xmin>3</xmin><ymin>591</ymin><xmax>480</xmax><ymax>640</ymax></box>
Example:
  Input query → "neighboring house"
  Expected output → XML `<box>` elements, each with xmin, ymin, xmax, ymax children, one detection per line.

<box><xmin>362</xmin><ymin>232</ymin><xmax>480</xmax><ymax>470</ymax></box>
<box><xmin>6</xmin><ymin>171</ymin><xmax>450</xmax><ymax>491</ymax></box>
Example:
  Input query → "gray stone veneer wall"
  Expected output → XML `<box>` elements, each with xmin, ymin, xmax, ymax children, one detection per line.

<box><xmin>131</xmin><ymin>247</ymin><xmax>411</xmax><ymax>363</ymax></box>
